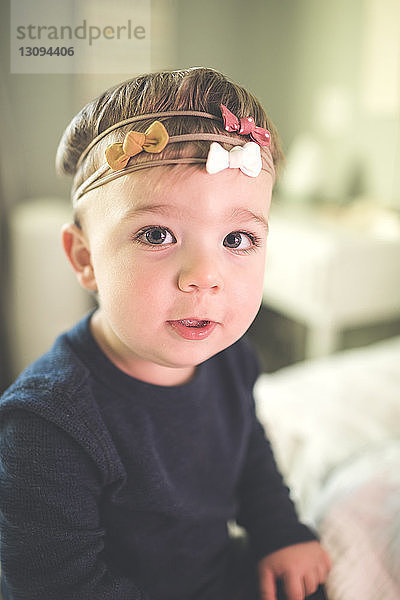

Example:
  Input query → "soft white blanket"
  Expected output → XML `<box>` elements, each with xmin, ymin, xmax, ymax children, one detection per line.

<box><xmin>315</xmin><ymin>442</ymin><xmax>400</xmax><ymax>600</ymax></box>
<box><xmin>254</xmin><ymin>336</ymin><xmax>400</xmax><ymax>600</ymax></box>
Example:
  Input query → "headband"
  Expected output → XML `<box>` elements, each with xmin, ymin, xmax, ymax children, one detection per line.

<box><xmin>72</xmin><ymin>105</ymin><xmax>274</xmax><ymax>204</ymax></box>
<box><xmin>76</xmin><ymin>110</ymin><xmax>220</xmax><ymax>169</ymax></box>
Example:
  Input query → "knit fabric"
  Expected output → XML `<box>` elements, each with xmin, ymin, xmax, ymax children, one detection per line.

<box><xmin>0</xmin><ymin>313</ymin><xmax>316</xmax><ymax>600</ymax></box>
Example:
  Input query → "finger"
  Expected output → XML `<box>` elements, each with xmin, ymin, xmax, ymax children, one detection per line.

<box><xmin>303</xmin><ymin>571</ymin><xmax>319</xmax><ymax>597</ymax></box>
<box><xmin>322</xmin><ymin>548</ymin><xmax>333</xmax><ymax>572</ymax></box>
<box><xmin>259</xmin><ymin>569</ymin><xmax>277</xmax><ymax>600</ymax></box>
<box><xmin>283</xmin><ymin>572</ymin><xmax>304</xmax><ymax>600</ymax></box>
<box><xmin>318</xmin><ymin>555</ymin><xmax>332</xmax><ymax>582</ymax></box>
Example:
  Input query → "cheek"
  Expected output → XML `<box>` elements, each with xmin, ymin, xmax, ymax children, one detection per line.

<box><xmin>228</xmin><ymin>259</ymin><xmax>265</xmax><ymax>318</ymax></box>
<box><xmin>232</xmin><ymin>287</ymin><xmax>263</xmax><ymax>319</ymax></box>
<box><xmin>95</xmin><ymin>251</ymin><xmax>173</xmax><ymax>311</ymax></box>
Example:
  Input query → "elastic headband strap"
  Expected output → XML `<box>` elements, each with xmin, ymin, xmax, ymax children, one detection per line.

<box><xmin>76</xmin><ymin>110</ymin><xmax>220</xmax><ymax>169</ymax></box>
<box><xmin>74</xmin><ymin>134</ymin><xmax>235</xmax><ymax>202</ymax></box>
<box><xmin>77</xmin><ymin>158</ymin><xmax>273</xmax><ymax>201</ymax></box>
<box><xmin>75</xmin><ymin>159</ymin><xmax>207</xmax><ymax>201</ymax></box>
<box><xmin>72</xmin><ymin>132</ymin><xmax>274</xmax><ymax>204</ymax></box>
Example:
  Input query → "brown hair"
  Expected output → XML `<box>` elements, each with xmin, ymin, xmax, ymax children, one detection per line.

<box><xmin>56</xmin><ymin>67</ymin><xmax>283</xmax><ymax>201</ymax></box>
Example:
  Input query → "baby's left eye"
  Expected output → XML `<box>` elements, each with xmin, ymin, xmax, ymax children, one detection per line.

<box><xmin>223</xmin><ymin>231</ymin><xmax>254</xmax><ymax>250</ymax></box>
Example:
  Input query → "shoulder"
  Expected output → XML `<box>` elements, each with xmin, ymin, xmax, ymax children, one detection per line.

<box><xmin>0</xmin><ymin>329</ymin><xmax>89</xmax><ymax>416</ymax></box>
<box><xmin>0</xmin><ymin>322</ymin><xmax>121</xmax><ymax>483</ymax></box>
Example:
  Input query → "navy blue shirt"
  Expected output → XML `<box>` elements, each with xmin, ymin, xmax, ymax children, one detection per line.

<box><xmin>0</xmin><ymin>313</ymin><xmax>315</xmax><ymax>600</ymax></box>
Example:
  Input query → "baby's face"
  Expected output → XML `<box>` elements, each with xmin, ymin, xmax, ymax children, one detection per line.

<box><xmin>78</xmin><ymin>166</ymin><xmax>273</xmax><ymax>385</ymax></box>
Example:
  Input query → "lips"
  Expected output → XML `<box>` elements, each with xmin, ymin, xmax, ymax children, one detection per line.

<box><xmin>167</xmin><ymin>318</ymin><xmax>218</xmax><ymax>340</ymax></box>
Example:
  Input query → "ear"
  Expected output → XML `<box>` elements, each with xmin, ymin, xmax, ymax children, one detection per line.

<box><xmin>61</xmin><ymin>223</ymin><xmax>98</xmax><ymax>291</ymax></box>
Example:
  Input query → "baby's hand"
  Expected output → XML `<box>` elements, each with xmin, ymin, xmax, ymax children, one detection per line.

<box><xmin>257</xmin><ymin>541</ymin><xmax>331</xmax><ymax>600</ymax></box>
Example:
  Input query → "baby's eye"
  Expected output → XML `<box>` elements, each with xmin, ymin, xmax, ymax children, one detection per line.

<box><xmin>136</xmin><ymin>226</ymin><xmax>176</xmax><ymax>246</ymax></box>
<box><xmin>223</xmin><ymin>231</ymin><xmax>254</xmax><ymax>251</ymax></box>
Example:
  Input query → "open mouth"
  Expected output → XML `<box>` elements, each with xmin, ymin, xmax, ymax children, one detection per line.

<box><xmin>178</xmin><ymin>319</ymin><xmax>211</xmax><ymax>328</ymax></box>
<box><xmin>168</xmin><ymin>319</ymin><xmax>217</xmax><ymax>340</ymax></box>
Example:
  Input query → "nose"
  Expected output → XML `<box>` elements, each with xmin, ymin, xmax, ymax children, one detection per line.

<box><xmin>177</xmin><ymin>249</ymin><xmax>223</xmax><ymax>293</ymax></box>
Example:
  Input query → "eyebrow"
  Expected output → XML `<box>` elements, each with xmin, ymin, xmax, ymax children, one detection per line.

<box><xmin>121</xmin><ymin>204</ymin><xmax>269</xmax><ymax>232</ymax></box>
<box><xmin>120</xmin><ymin>204</ymin><xmax>182</xmax><ymax>222</ymax></box>
<box><xmin>230</xmin><ymin>207</ymin><xmax>269</xmax><ymax>232</ymax></box>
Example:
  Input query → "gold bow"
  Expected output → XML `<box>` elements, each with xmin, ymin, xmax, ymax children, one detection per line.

<box><xmin>105</xmin><ymin>121</ymin><xmax>169</xmax><ymax>170</ymax></box>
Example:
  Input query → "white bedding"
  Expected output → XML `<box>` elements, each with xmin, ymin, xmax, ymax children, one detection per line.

<box><xmin>254</xmin><ymin>336</ymin><xmax>400</xmax><ymax>599</ymax></box>
<box><xmin>314</xmin><ymin>442</ymin><xmax>400</xmax><ymax>600</ymax></box>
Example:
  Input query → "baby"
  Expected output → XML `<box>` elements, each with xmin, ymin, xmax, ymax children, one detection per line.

<box><xmin>0</xmin><ymin>67</ymin><xmax>330</xmax><ymax>600</ymax></box>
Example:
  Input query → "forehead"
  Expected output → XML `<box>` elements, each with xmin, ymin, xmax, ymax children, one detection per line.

<box><xmin>83</xmin><ymin>165</ymin><xmax>273</xmax><ymax>227</ymax></box>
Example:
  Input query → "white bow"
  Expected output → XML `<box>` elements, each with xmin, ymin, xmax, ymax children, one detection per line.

<box><xmin>206</xmin><ymin>141</ymin><xmax>262</xmax><ymax>177</ymax></box>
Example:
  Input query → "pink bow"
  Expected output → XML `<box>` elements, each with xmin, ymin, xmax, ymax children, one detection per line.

<box><xmin>220</xmin><ymin>104</ymin><xmax>271</xmax><ymax>147</ymax></box>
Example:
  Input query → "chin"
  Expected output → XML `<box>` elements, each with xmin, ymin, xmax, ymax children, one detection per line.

<box><xmin>167</xmin><ymin>338</ymin><xmax>238</xmax><ymax>368</ymax></box>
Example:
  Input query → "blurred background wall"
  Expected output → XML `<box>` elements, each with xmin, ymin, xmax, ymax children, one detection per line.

<box><xmin>1</xmin><ymin>0</ymin><xmax>400</xmax><ymax>389</ymax></box>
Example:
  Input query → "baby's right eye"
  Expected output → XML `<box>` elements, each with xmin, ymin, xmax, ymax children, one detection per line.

<box><xmin>134</xmin><ymin>226</ymin><xmax>176</xmax><ymax>246</ymax></box>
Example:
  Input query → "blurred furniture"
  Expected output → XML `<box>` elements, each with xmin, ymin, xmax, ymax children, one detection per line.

<box><xmin>8</xmin><ymin>198</ymin><xmax>91</xmax><ymax>377</ymax></box>
<box><xmin>262</xmin><ymin>203</ymin><xmax>400</xmax><ymax>358</ymax></box>
<box><xmin>254</xmin><ymin>335</ymin><xmax>400</xmax><ymax>600</ymax></box>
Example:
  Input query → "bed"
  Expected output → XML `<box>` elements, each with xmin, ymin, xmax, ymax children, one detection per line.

<box><xmin>254</xmin><ymin>335</ymin><xmax>400</xmax><ymax>599</ymax></box>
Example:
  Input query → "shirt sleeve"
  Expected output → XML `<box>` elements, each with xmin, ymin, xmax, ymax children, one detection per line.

<box><xmin>236</xmin><ymin>394</ymin><xmax>317</xmax><ymax>561</ymax></box>
<box><xmin>0</xmin><ymin>409</ymin><xmax>147</xmax><ymax>600</ymax></box>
